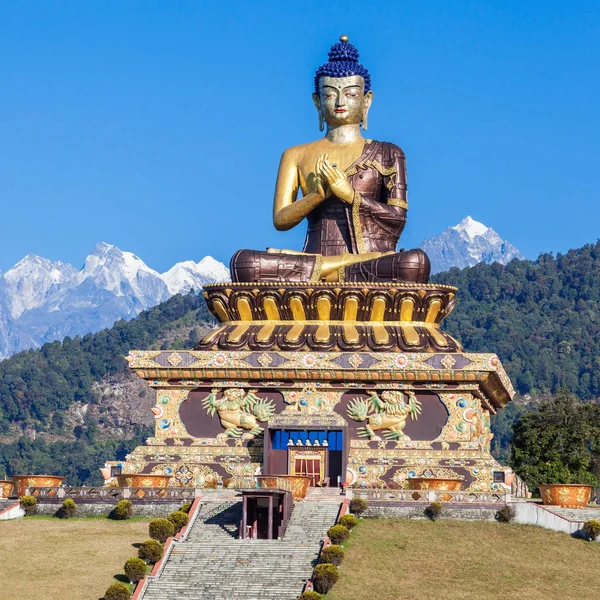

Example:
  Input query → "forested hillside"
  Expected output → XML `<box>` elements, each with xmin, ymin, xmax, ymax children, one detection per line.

<box><xmin>0</xmin><ymin>292</ymin><xmax>211</xmax><ymax>436</ymax></box>
<box><xmin>437</xmin><ymin>242</ymin><xmax>600</xmax><ymax>400</ymax></box>
<box><xmin>2</xmin><ymin>242</ymin><xmax>600</xmax><ymax>483</ymax></box>
<box><xmin>0</xmin><ymin>292</ymin><xmax>213</xmax><ymax>483</ymax></box>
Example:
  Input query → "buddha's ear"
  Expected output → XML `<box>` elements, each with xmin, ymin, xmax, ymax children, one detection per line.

<box><xmin>312</xmin><ymin>92</ymin><xmax>321</xmax><ymax>111</ymax></box>
<box><xmin>362</xmin><ymin>91</ymin><xmax>374</xmax><ymax>131</ymax></box>
<box><xmin>313</xmin><ymin>92</ymin><xmax>324</xmax><ymax>132</ymax></box>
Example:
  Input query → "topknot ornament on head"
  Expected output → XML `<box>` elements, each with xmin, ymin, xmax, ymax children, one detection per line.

<box><xmin>314</xmin><ymin>35</ymin><xmax>371</xmax><ymax>94</ymax></box>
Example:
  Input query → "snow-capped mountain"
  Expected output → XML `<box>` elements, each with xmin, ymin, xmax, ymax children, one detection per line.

<box><xmin>4</xmin><ymin>254</ymin><xmax>77</xmax><ymax>318</ymax></box>
<box><xmin>162</xmin><ymin>257</ymin><xmax>231</xmax><ymax>295</ymax></box>
<box><xmin>0</xmin><ymin>244</ymin><xmax>230</xmax><ymax>359</ymax></box>
<box><xmin>74</xmin><ymin>243</ymin><xmax>171</xmax><ymax>310</ymax></box>
<box><xmin>419</xmin><ymin>216</ymin><xmax>524</xmax><ymax>274</ymax></box>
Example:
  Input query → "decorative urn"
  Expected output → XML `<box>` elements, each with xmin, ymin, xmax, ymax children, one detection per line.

<box><xmin>538</xmin><ymin>484</ymin><xmax>592</xmax><ymax>508</ymax></box>
<box><xmin>0</xmin><ymin>480</ymin><xmax>14</xmax><ymax>498</ymax></box>
<box><xmin>11</xmin><ymin>475</ymin><xmax>65</xmax><ymax>498</ymax></box>
<box><xmin>407</xmin><ymin>477</ymin><xmax>464</xmax><ymax>491</ymax></box>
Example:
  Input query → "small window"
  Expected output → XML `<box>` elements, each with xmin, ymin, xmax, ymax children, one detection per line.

<box><xmin>111</xmin><ymin>466</ymin><xmax>122</xmax><ymax>477</ymax></box>
<box><xmin>493</xmin><ymin>471</ymin><xmax>505</xmax><ymax>483</ymax></box>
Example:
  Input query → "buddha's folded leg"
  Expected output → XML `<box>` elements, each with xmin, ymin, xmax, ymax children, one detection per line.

<box><xmin>342</xmin><ymin>249</ymin><xmax>431</xmax><ymax>283</ymax></box>
<box><xmin>230</xmin><ymin>249</ymin><xmax>320</xmax><ymax>282</ymax></box>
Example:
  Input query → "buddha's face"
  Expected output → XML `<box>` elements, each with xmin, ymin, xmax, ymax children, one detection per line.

<box><xmin>313</xmin><ymin>75</ymin><xmax>373</xmax><ymax>127</ymax></box>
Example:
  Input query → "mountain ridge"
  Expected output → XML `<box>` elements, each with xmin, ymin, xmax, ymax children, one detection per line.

<box><xmin>0</xmin><ymin>244</ymin><xmax>229</xmax><ymax>359</ymax></box>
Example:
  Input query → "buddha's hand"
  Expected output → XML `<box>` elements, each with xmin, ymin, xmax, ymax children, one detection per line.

<box><xmin>321</xmin><ymin>158</ymin><xmax>354</xmax><ymax>204</ymax></box>
<box><xmin>314</xmin><ymin>154</ymin><xmax>332</xmax><ymax>200</ymax></box>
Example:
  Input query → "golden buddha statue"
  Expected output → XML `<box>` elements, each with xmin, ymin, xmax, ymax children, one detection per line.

<box><xmin>231</xmin><ymin>36</ymin><xmax>430</xmax><ymax>284</ymax></box>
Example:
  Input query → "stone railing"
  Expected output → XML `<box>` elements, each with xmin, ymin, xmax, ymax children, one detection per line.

<box><xmin>351</xmin><ymin>488</ymin><xmax>510</xmax><ymax>504</ymax></box>
<box><xmin>26</xmin><ymin>486</ymin><xmax>201</xmax><ymax>501</ymax></box>
<box><xmin>233</xmin><ymin>476</ymin><xmax>294</xmax><ymax>493</ymax></box>
<box><xmin>511</xmin><ymin>474</ymin><xmax>530</xmax><ymax>498</ymax></box>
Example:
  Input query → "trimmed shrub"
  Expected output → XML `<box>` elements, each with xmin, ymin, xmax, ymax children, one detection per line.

<box><xmin>338</xmin><ymin>514</ymin><xmax>358</xmax><ymax>530</ymax></box>
<box><xmin>149</xmin><ymin>518</ymin><xmax>174</xmax><ymax>543</ymax></box>
<box><xmin>425</xmin><ymin>501</ymin><xmax>443</xmax><ymax>521</ymax></box>
<box><xmin>57</xmin><ymin>498</ymin><xmax>77</xmax><ymax>519</ymax></box>
<box><xmin>496</xmin><ymin>505</ymin><xmax>516</xmax><ymax>523</ymax></box>
<box><xmin>583</xmin><ymin>519</ymin><xmax>600</xmax><ymax>541</ymax></box>
<box><xmin>124</xmin><ymin>557</ymin><xmax>148</xmax><ymax>583</ymax></box>
<box><xmin>103</xmin><ymin>582</ymin><xmax>131</xmax><ymax>600</ymax></box>
<box><xmin>167</xmin><ymin>510</ymin><xmax>189</xmax><ymax>533</ymax></box>
<box><xmin>180</xmin><ymin>501</ymin><xmax>192</xmax><ymax>514</ymax></box>
<box><xmin>20</xmin><ymin>495</ymin><xmax>37</xmax><ymax>516</ymax></box>
<box><xmin>349</xmin><ymin>497</ymin><xmax>367</xmax><ymax>515</ymax></box>
<box><xmin>319</xmin><ymin>544</ymin><xmax>344</xmax><ymax>566</ymax></box>
<box><xmin>298</xmin><ymin>592</ymin><xmax>323</xmax><ymax>600</ymax></box>
<box><xmin>138</xmin><ymin>539</ymin><xmax>164</xmax><ymax>564</ymax></box>
<box><xmin>327</xmin><ymin>524</ymin><xmax>350</xmax><ymax>545</ymax></box>
<box><xmin>112</xmin><ymin>500</ymin><xmax>133</xmax><ymax>520</ymax></box>
<box><xmin>313</xmin><ymin>563</ymin><xmax>339</xmax><ymax>594</ymax></box>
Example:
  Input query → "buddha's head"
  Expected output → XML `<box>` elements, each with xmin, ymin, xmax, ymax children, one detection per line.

<box><xmin>313</xmin><ymin>36</ymin><xmax>373</xmax><ymax>131</ymax></box>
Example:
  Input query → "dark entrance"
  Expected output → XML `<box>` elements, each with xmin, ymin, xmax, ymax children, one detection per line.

<box><xmin>240</xmin><ymin>489</ymin><xmax>293</xmax><ymax>539</ymax></box>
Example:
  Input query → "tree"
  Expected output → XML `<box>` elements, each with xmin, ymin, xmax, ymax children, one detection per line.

<box><xmin>510</xmin><ymin>389</ymin><xmax>600</xmax><ymax>491</ymax></box>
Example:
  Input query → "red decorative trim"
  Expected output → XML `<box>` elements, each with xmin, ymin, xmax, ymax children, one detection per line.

<box><xmin>0</xmin><ymin>502</ymin><xmax>20</xmax><ymax>517</ymax></box>
<box><xmin>132</xmin><ymin>497</ymin><xmax>201</xmax><ymax>600</ymax></box>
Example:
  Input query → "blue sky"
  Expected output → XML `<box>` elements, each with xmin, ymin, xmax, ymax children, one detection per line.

<box><xmin>1</xmin><ymin>1</ymin><xmax>599</xmax><ymax>272</ymax></box>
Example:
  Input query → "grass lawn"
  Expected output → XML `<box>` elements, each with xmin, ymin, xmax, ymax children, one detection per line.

<box><xmin>0</xmin><ymin>516</ymin><xmax>150</xmax><ymax>600</ymax></box>
<box><xmin>328</xmin><ymin>519</ymin><xmax>600</xmax><ymax>600</ymax></box>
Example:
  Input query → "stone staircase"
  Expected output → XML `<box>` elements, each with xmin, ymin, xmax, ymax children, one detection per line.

<box><xmin>0</xmin><ymin>499</ymin><xmax>15</xmax><ymax>511</ymax></box>
<box><xmin>539</xmin><ymin>505</ymin><xmax>600</xmax><ymax>522</ymax></box>
<box><xmin>304</xmin><ymin>486</ymin><xmax>344</xmax><ymax>502</ymax></box>
<box><xmin>142</xmin><ymin>499</ymin><xmax>341</xmax><ymax>600</ymax></box>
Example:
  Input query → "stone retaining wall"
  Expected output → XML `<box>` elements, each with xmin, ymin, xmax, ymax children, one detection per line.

<box><xmin>35</xmin><ymin>500</ymin><xmax>184</xmax><ymax>518</ymax></box>
<box><xmin>363</xmin><ymin>503</ymin><xmax>499</xmax><ymax>521</ymax></box>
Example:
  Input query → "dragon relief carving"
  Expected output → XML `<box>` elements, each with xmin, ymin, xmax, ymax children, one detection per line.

<box><xmin>202</xmin><ymin>388</ymin><xmax>276</xmax><ymax>438</ymax></box>
<box><xmin>347</xmin><ymin>391</ymin><xmax>422</xmax><ymax>440</ymax></box>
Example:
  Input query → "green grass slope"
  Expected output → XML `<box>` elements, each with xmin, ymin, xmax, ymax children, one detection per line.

<box><xmin>328</xmin><ymin>519</ymin><xmax>600</xmax><ymax>600</ymax></box>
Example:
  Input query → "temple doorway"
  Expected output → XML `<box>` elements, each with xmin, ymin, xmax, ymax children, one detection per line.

<box><xmin>264</xmin><ymin>425</ymin><xmax>347</xmax><ymax>487</ymax></box>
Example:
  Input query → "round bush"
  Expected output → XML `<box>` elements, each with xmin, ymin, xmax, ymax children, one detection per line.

<box><xmin>167</xmin><ymin>510</ymin><xmax>189</xmax><ymax>533</ymax></box>
<box><xmin>496</xmin><ymin>505</ymin><xmax>516</xmax><ymax>523</ymax></box>
<box><xmin>425</xmin><ymin>501</ymin><xmax>443</xmax><ymax>521</ymax></box>
<box><xmin>103</xmin><ymin>582</ymin><xmax>131</xmax><ymax>600</ymax></box>
<box><xmin>583</xmin><ymin>519</ymin><xmax>600</xmax><ymax>541</ymax></box>
<box><xmin>319</xmin><ymin>544</ymin><xmax>344</xmax><ymax>566</ymax></box>
<box><xmin>20</xmin><ymin>495</ymin><xmax>37</xmax><ymax>516</ymax></box>
<box><xmin>180</xmin><ymin>502</ymin><xmax>192</xmax><ymax>514</ymax></box>
<box><xmin>338</xmin><ymin>514</ymin><xmax>358</xmax><ymax>530</ymax></box>
<box><xmin>313</xmin><ymin>563</ymin><xmax>339</xmax><ymax>594</ymax></box>
<box><xmin>113</xmin><ymin>500</ymin><xmax>133</xmax><ymax>520</ymax></box>
<box><xmin>298</xmin><ymin>592</ymin><xmax>323</xmax><ymax>600</ymax></box>
<box><xmin>349</xmin><ymin>497</ymin><xmax>367</xmax><ymax>515</ymax></box>
<box><xmin>149</xmin><ymin>518</ymin><xmax>174</xmax><ymax>543</ymax></box>
<box><xmin>327</xmin><ymin>524</ymin><xmax>350</xmax><ymax>545</ymax></box>
<box><xmin>57</xmin><ymin>498</ymin><xmax>77</xmax><ymax>519</ymax></box>
<box><xmin>138</xmin><ymin>539</ymin><xmax>164</xmax><ymax>564</ymax></box>
<box><xmin>124</xmin><ymin>557</ymin><xmax>148</xmax><ymax>583</ymax></box>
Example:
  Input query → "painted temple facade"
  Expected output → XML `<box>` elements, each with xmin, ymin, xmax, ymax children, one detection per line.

<box><xmin>106</xmin><ymin>283</ymin><xmax>515</xmax><ymax>493</ymax></box>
